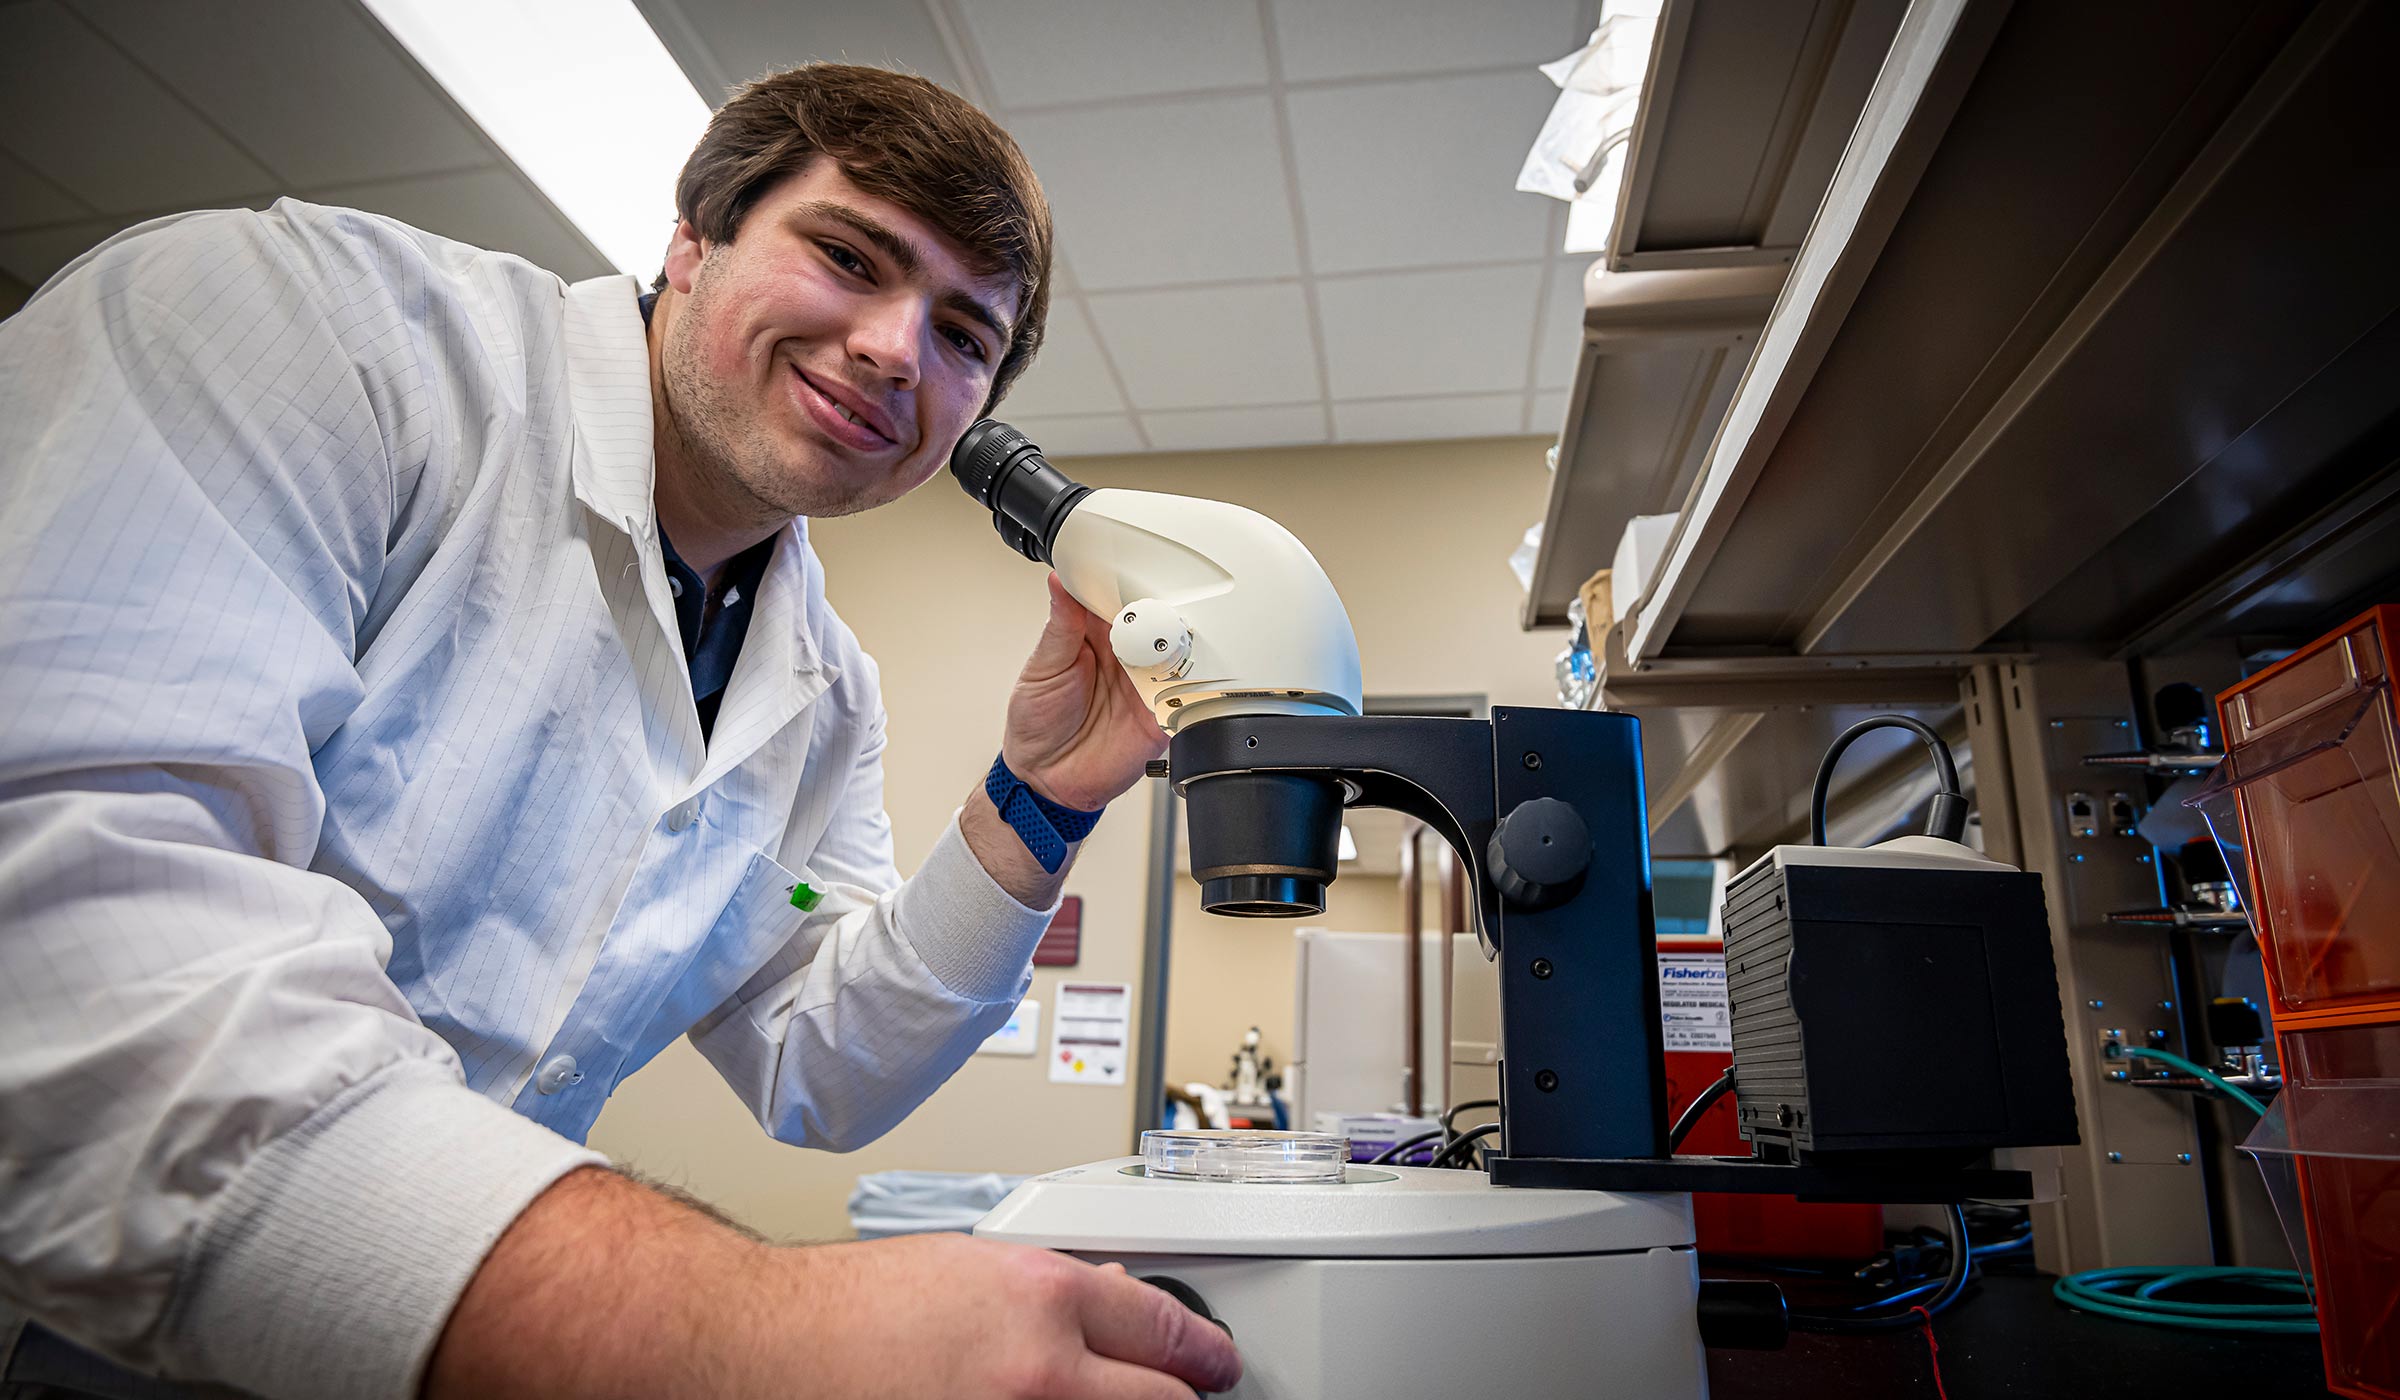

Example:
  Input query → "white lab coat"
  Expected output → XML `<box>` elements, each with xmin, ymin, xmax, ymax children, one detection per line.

<box><xmin>0</xmin><ymin>200</ymin><xmax>1053</xmax><ymax>1399</ymax></box>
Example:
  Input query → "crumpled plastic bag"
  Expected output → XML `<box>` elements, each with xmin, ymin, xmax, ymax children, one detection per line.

<box><xmin>1515</xmin><ymin>4</ymin><xmax>1662</xmax><ymax>205</ymax></box>
<box><xmin>1508</xmin><ymin>520</ymin><xmax>1543</xmax><ymax>594</ymax></box>
<box><xmin>846</xmin><ymin>1169</ymin><xmax>1031</xmax><ymax>1240</ymax></box>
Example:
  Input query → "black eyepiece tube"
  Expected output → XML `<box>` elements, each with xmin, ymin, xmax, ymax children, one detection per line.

<box><xmin>949</xmin><ymin>418</ymin><xmax>1092</xmax><ymax>564</ymax></box>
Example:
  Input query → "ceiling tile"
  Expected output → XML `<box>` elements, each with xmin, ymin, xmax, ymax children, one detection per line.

<box><xmin>0</xmin><ymin>147</ymin><xmax>90</xmax><ymax>228</ymax></box>
<box><xmin>303</xmin><ymin>169</ymin><xmax>610</xmax><ymax>282</ymax></box>
<box><xmin>1008</xmin><ymin>95</ymin><xmax>1298</xmax><ymax>290</ymax></box>
<box><xmin>1085</xmin><ymin>282</ymin><xmax>1319</xmax><ymax>410</ymax></box>
<box><xmin>1009</xmin><ymin>413</ymin><xmax>1147</xmax><ymax>457</ymax></box>
<box><xmin>637</xmin><ymin>0</ymin><xmax>961</xmax><ymax>104</ymax></box>
<box><xmin>74</xmin><ymin>0</ymin><xmax>492</xmax><ymax>187</ymax></box>
<box><xmin>0</xmin><ymin>1</ymin><xmax>275</xmax><ymax>214</ymax></box>
<box><xmin>1538</xmin><ymin>257</ymin><xmax>1592</xmax><ymax>390</ymax></box>
<box><xmin>962</xmin><ymin>0</ymin><xmax>1266</xmax><ymax>109</ymax></box>
<box><xmin>1316</xmin><ymin>263</ymin><xmax>1543</xmax><ymax>399</ymax></box>
<box><xmin>996</xmin><ymin>300</ymin><xmax>1124</xmax><ymax>418</ymax></box>
<box><xmin>1334</xmin><ymin>393</ymin><xmax>1528</xmax><ymax>443</ymax></box>
<box><xmin>0</xmin><ymin>199</ymin><xmax>283</xmax><ymax>288</ymax></box>
<box><xmin>1140</xmin><ymin>403</ymin><xmax>1327</xmax><ymax>452</ymax></box>
<box><xmin>0</xmin><ymin>217</ymin><xmax>124</xmax><ymax>288</ymax></box>
<box><xmin>1531</xmin><ymin>388</ymin><xmax>1573</xmax><ymax>437</ymax></box>
<box><xmin>1286</xmin><ymin>71</ymin><xmax>1557</xmax><ymax>274</ymax></box>
<box><xmin>1274</xmin><ymin>0</ymin><xmax>1584</xmax><ymax>83</ymax></box>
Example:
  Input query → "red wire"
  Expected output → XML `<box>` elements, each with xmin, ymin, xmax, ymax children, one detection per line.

<box><xmin>1910</xmin><ymin>1306</ymin><xmax>1951</xmax><ymax>1400</ymax></box>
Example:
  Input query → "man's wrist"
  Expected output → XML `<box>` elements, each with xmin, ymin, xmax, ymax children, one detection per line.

<box><xmin>960</xmin><ymin>785</ymin><xmax>1073</xmax><ymax>909</ymax></box>
<box><xmin>983</xmin><ymin>753</ymin><xmax>1102</xmax><ymax>874</ymax></box>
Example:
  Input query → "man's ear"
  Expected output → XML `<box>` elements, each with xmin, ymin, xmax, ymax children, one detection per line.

<box><xmin>661</xmin><ymin>219</ymin><xmax>707</xmax><ymax>294</ymax></box>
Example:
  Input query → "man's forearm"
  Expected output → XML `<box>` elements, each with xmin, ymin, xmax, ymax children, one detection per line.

<box><xmin>958</xmin><ymin>784</ymin><xmax>1073</xmax><ymax>909</ymax></box>
<box><xmin>423</xmin><ymin>1167</ymin><xmax>768</xmax><ymax>1399</ymax></box>
<box><xmin>424</xmin><ymin>1162</ymin><xmax>1246</xmax><ymax>1398</ymax></box>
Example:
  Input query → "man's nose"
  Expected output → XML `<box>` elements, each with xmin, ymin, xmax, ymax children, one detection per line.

<box><xmin>850</xmin><ymin>296</ymin><xmax>923</xmax><ymax>388</ymax></box>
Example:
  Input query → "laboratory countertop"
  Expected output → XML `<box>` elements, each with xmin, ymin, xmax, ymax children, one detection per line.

<box><xmin>1706</xmin><ymin>1266</ymin><xmax>2331</xmax><ymax>1398</ymax></box>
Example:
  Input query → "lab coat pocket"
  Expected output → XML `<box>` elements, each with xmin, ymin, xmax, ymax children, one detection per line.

<box><xmin>627</xmin><ymin>849</ymin><xmax>828</xmax><ymax>1073</ymax></box>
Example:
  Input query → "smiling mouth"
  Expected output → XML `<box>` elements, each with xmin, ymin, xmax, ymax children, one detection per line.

<box><xmin>792</xmin><ymin>366</ymin><xmax>897</xmax><ymax>449</ymax></box>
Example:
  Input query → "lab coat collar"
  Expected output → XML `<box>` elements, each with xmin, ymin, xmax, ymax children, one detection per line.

<box><xmin>560</xmin><ymin>274</ymin><xmax>659</xmax><ymax>533</ymax></box>
<box><xmin>560</xmin><ymin>275</ymin><xmax>834</xmax><ymax>791</ymax></box>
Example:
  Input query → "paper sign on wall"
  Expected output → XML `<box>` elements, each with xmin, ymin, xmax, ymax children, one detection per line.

<box><xmin>977</xmin><ymin>999</ymin><xmax>1039</xmax><ymax>1057</ymax></box>
<box><xmin>1048</xmin><ymin>982</ymin><xmax>1131</xmax><ymax>1086</ymax></box>
<box><xmin>1658</xmin><ymin>952</ymin><xmax>1732</xmax><ymax>1052</ymax></box>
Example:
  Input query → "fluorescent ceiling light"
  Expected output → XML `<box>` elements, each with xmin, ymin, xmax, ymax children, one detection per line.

<box><xmin>1338</xmin><ymin>824</ymin><xmax>1359</xmax><ymax>863</ymax></box>
<box><xmin>362</xmin><ymin>0</ymin><xmax>711</xmax><ymax>278</ymax></box>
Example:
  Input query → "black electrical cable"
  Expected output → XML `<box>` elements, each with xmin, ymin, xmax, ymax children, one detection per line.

<box><xmin>1667</xmin><ymin>1068</ymin><xmax>1735</xmax><ymax>1152</ymax></box>
<box><xmin>1787</xmin><ymin>1204</ymin><xmax>1974</xmax><ymax>1333</ymax></box>
<box><xmin>1809</xmin><ymin>714</ymin><xmax>1968</xmax><ymax>847</ymax></box>
<box><xmin>1368</xmin><ymin>1128</ymin><xmax>1446</xmax><ymax>1165</ymax></box>
<box><xmin>1427</xmin><ymin>1122</ymin><xmax>1501</xmax><ymax>1169</ymax></box>
<box><xmin>1441</xmin><ymin>1098</ymin><xmax>1498</xmax><ymax>1137</ymax></box>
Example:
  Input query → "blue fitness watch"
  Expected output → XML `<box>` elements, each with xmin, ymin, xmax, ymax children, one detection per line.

<box><xmin>985</xmin><ymin>753</ymin><xmax>1104</xmax><ymax>874</ymax></box>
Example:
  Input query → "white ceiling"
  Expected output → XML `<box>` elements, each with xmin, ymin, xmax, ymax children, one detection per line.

<box><xmin>1</xmin><ymin>0</ymin><xmax>1596</xmax><ymax>454</ymax></box>
<box><xmin>0</xmin><ymin>0</ymin><xmax>612</xmax><ymax>293</ymax></box>
<box><xmin>640</xmin><ymin>0</ymin><xmax>1597</xmax><ymax>454</ymax></box>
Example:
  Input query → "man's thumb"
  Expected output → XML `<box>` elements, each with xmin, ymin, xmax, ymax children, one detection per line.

<box><xmin>1022</xmin><ymin>573</ymin><xmax>1090</xmax><ymax>676</ymax></box>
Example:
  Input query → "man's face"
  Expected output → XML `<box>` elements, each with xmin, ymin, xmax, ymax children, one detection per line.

<box><xmin>656</xmin><ymin>160</ymin><xmax>1021</xmax><ymax>522</ymax></box>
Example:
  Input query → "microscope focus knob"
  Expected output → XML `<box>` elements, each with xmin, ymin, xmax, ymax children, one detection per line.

<box><xmin>1487</xmin><ymin>797</ymin><xmax>1591</xmax><ymax>909</ymax></box>
<box><xmin>1110</xmin><ymin>598</ymin><xmax>1193</xmax><ymax>681</ymax></box>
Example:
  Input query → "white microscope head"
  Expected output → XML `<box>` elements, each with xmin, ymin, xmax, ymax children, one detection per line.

<box><xmin>950</xmin><ymin>420</ymin><xmax>1364</xmax><ymax>731</ymax></box>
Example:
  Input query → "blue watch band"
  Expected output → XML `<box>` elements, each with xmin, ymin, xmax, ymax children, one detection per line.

<box><xmin>985</xmin><ymin>754</ymin><xmax>1104</xmax><ymax>874</ymax></box>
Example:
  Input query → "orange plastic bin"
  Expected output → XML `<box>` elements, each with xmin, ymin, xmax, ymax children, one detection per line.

<box><xmin>2197</xmin><ymin>605</ymin><xmax>2400</xmax><ymax>1399</ymax></box>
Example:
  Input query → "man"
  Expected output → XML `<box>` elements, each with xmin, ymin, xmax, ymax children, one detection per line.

<box><xmin>0</xmin><ymin>64</ymin><xmax>1239</xmax><ymax>1400</ymax></box>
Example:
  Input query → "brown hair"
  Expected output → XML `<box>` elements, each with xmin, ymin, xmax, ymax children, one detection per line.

<box><xmin>661</xmin><ymin>63</ymin><xmax>1051</xmax><ymax>407</ymax></box>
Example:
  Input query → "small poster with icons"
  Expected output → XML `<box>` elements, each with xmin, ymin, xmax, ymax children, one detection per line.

<box><xmin>1047</xmin><ymin>981</ymin><xmax>1130</xmax><ymax>1086</ymax></box>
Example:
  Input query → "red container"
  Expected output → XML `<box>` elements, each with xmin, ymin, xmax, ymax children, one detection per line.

<box><xmin>2268</xmin><ymin>1023</ymin><xmax>2400</xmax><ymax>1399</ymax></box>
<box><xmin>2207</xmin><ymin>605</ymin><xmax>2400</xmax><ymax>1400</ymax></box>
<box><xmin>2216</xmin><ymin>605</ymin><xmax>2400</xmax><ymax>1016</ymax></box>
<box><xmin>1660</xmin><ymin>935</ymin><xmax>1883</xmax><ymax>1261</ymax></box>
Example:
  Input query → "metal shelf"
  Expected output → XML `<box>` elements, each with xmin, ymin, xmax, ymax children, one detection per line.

<box><xmin>1521</xmin><ymin>0</ymin><xmax>1908</xmax><ymax>629</ymax></box>
<box><xmin>1548</xmin><ymin>0</ymin><xmax>2400</xmax><ymax>861</ymax></box>
<box><xmin>1626</xmin><ymin>0</ymin><xmax>2400</xmax><ymax>667</ymax></box>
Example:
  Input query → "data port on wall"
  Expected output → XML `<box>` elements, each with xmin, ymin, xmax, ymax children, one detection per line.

<box><xmin>2108</xmin><ymin>791</ymin><xmax>2139</xmax><ymax>836</ymax></box>
<box><xmin>2067</xmin><ymin>791</ymin><xmax>2098</xmax><ymax>838</ymax></box>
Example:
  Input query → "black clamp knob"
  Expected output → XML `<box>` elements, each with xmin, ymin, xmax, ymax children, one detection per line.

<box><xmin>1486</xmin><ymin>797</ymin><xmax>1591</xmax><ymax>910</ymax></box>
<box><xmin>1139</xmin><ymin>1275</ymin><xmax>1233</xmax><ymax>1393</ymax></box>
<box><xmin>1698</xmin><ymin>1279</ymin><xmax>1789</xmax><ymax>1350</ymax></box>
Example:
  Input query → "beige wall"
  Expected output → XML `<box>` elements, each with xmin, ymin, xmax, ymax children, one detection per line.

<box><xmin>590</xmin><ymin>434</ymin><xmax>1559</xmax><ymax>1238</ymax></box>
<box><xmin>1161</xmin><ymin>874</ymin><xmax>1404</xmax><ymax>1095</ymax></box>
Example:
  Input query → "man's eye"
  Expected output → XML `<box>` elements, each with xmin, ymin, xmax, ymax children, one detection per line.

<box><xmin>820</xmin><ymin>242</ymin><xmax>869</xmax><ymax>277</ymax></box>
<box><xmin>944</xmin><ymin>327</ymin><xmax>990</xmax><ymax>362</ymax></box>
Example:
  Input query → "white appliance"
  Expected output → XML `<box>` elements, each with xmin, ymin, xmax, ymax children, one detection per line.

<box><xmin>1287</xmin><ymin>928</ymin><xmax>1465</xmax><ymax>1124</ymax></box>
<box><xmin>976</xmin><ymin>1133</ymin><xmax>1707</xmax><ymax>1399</ymax></box>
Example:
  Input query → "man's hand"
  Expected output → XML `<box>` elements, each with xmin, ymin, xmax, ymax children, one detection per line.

<box><xmin>1004</xmin><ymin>573</ymin><xmax>1168</xmax><ymax>813</ymax></box>
<box><xmin>426</xmin><ymin>1168</ymin><xmax>1241</xmax><ymax>1399</ymax></box>
<box><xmin>787</xmin><ymin>1235</ymin><xmax>1241</xmax><ymax>1398</ymax></box>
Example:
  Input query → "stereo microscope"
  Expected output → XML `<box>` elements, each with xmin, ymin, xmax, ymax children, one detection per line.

<box><xmin>948</xmin><ymin>421</ymin><xmax>2074</xmax><ymax>1399</ymax></box>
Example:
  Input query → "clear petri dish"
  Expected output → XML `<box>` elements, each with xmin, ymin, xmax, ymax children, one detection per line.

<box><xmin>1140</xmin><ymin>1129</ymin><xmax>1349</xmax><ymax>1184</ymax></box>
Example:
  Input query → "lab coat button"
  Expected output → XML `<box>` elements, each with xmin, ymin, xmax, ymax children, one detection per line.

<box><xmin>666</xmin><ymin>800</ymin><xmax>698</xmax><ymax>832</ymax></box>
<box><xmin>668</xmin><ymin>575</ymin><xmax>684</xmax><ymax>598</ymax></box>
<box><xmin>535</xmin><ymin>1055</ymin><xmax>581</xmax><ymax>1095</ymax></box>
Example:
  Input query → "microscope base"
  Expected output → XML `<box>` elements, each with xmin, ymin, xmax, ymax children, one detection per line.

<box><xmin>977</xmin><ymin>1157</ymin><xmax>1706</xmax><ymax>1399</ymax></box>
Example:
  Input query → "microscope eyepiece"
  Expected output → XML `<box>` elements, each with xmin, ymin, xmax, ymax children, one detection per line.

<box><xmin>949</xmin><ymin>418</ymin><xmax>1091</xmax><ymax>564</ymax></box>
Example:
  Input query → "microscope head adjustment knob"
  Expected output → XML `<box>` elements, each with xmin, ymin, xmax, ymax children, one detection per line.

<box><xmin>1486</xmin><ymin>797</ymin><xmax>1591</xmax><ymax>910</ymax></box>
